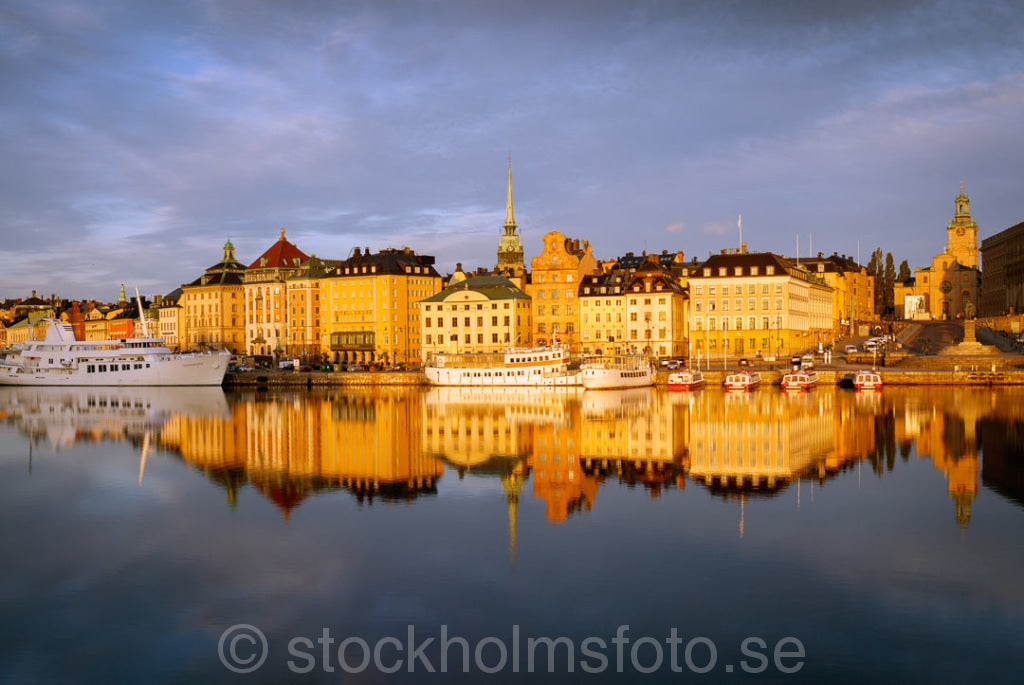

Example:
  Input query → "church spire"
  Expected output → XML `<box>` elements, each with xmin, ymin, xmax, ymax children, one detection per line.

<box><xmin>504</xmin><ymin>155</ymin><xmax>516</xmax><ymax>233</ymax></box>
<box><xmin>496</xmin><ymin>157</ymin><xmax>526</xmax><ymax>276</ymax></box>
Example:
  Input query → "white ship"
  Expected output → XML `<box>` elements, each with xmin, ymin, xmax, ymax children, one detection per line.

<box><xmin>423</xmin><ymin>344</ymin><xmax>581</xmax><ymax>386</ymax></box>
<box><xmin>579</xmin><ymin>355</ymin><xmax>656</xmax><ymax>390</ymax></box>
<box><xmin>0</xmin><ymin>318</ymin><xmax>230</xmax><ymax>386</ymax></box>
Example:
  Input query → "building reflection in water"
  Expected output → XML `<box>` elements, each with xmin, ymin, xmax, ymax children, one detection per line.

<box><xmin>4</xmin><ymin>385</ymin><xmax>1024</xmax><ymax>534</ymax></box>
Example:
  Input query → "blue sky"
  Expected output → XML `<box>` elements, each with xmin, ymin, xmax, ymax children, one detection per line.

<box><xmin>1</xmin><ymin>0</ymin><xmax>1022</xmax><ymax>300</ymax></box>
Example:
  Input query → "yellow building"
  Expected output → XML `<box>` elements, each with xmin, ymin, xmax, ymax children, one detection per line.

<box><xmin>321</xmin><ymin>247</ymin><xmax>441</xmax><ymax>366</ymax></box>
<box><xmin>180</xmin><ymin>240</ymin><xmax>246</xmax><ymax>353</ymax></box>
<box><xmin>688</xmin><ymin>247</ymin><xmax>833</xmax><ymax>361</ymax></box>
<box><xmin>791</xmin><ymin>253</ymin><xmax>874</xmax><ymax>338</ymax></box>
<box><xmin>578</xmin><ymin>271</ymin><xmax>626</xmax><ymax>355</ymax></box>
<box><xmin>527</xmin><ymin>231</ymin><xmax>598</xmax><ymax>349</ymax></box>
<box><xmin>419</xmin><ymin>274</ymin><xmax>531</xmax><ymax>358</ymax></box>
<box><xmin>623</xmin><ymin>255</ymin><xmax>688</xmax><ymax>358</ymax></box>
<box><xmin>895</xmin><ymin>184</ymin><xmax>981</xmax><ymax>320</ymax></box>
<box><xmin>284</xmin><ymin>256</ymin><xmax>340</xmax><ymax>363</ymax></box>
<box><xmin>244</xmin><ymin>229</ymin><xmax>310</xmax><ymax>357</ymax></box>
<box><xmin>156</xmin><ymin>289</ymin><xmax>184</xmax><ymax>351</ymax></box>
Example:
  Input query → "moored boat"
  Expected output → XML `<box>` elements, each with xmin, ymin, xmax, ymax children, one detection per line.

<box><xmin>780</xmin><ymin>369</ymin><xmax>819</xmax><ymax>390</ymax></box>
<box><xmin>0</xmin><ymin>318</ymin><xmax>230</xmax><ymax>386</ymax></box>
<box><xmin>423</xmin><ymin>344</ymin><xmax>581</xmax><ymax>386</ymax></box>
<box><xmin>853</xmin><ymin>369</ymin><xmax>883</xmax><ymax>390</ymax></box>
<box><xmin>666</xmin><ymin>368</ymin><xmax>706</xmax><ymax>391</ymax></box>
<box><xmin>723</xmin><ymin>370</ymin><xmax>762</xmax><ymax>391</ymax></box>
<box><xmin>579</xmin><ymin>355</ymin><xmax>655</xmax><ymax>390</ymax></box>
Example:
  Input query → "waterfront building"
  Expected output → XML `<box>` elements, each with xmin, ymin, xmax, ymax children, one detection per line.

<box><xmin>895</xmin><ymin>184</ymin><xmax>981</xmax><ymax>320</ymax></box>
<box><xmin>785</xmin><ymin>253</ymin><xmax>874</xmax><ymax>338</ymax></box>
<box><xmin>157</xmin><ymin>289</ymin><xmax>184</xmax><ymax>351</ymax></box>
<box><xmin>83</xmin><ymin>303</ymin><xmax>110</xmax><ymax>341</ymax></box>
<box><xmin>526</xmin><ymin>231</ymin><xmax>597</xmax><ymax>349</ymax></box>
<box><xmin>180</xmin><ymin>240</ymin><xmax>247</xmax><ymax>353</ymax></box>
<box><xmin>622</xmin><ymin>254</ymin><xmax>688</xmax><ymax>358</ymax></box>
<box><xmin>687</xmin><ymin>246</ymin><xmax>833</xmax><ymax>361</ymax></box>
<box><xmin>243</xmin><ymin>229</ymin><xmax>310</xmax><ymax>357</ymax></box>
<box><xmin>979</xmin><ymin>219</ymin><xmax>1024</xmax><ymax>317</ymax></box>
<box><xmin>578</xmin><ymin>271</ymin><xmax>626</xmax><ymax>355</ymax></box>
<box><xmin>284</xmin><ymin>256</ymin><xmax>340</xmax><ymax>363</ymax></box>
<box><xmin>322</xmin><ymin>246</ymin><xmax>441</xmax><ymax>367</ymax></box>
<box><xmin>418</xmin><ymin>274</ymin><xmax>531</xmax><ymax>359</ymax></box>
<box><xmin>495</xmin><ymin>159</ymin><xmax>526</xmax><ymax>287</ymax></box>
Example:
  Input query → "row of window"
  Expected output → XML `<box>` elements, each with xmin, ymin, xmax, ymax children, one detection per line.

<box><xmin>425</xmin><ymin>316</ymin><xmax>513</xmax><ymax>328</ymax></box>
<box><xmin>425</xmin><ymin>333</ymin><xmax>512</xmax><ymax>345</ymax></box>
<box><xmin>693</xmin><ymin>317</ymin><xmax>784</xmax><ymax>331</ymax></box>
<box><xmin>694</xmin><ymin>298</ymin><xmax>783</xmax><ymax>312</ymax></box>
<box><xmin>423</xmin><ymin>302</ymin><xmax>514</xmax><ymax>311</ymax></box>
<box><xmin>86</xmin><ymin>362</ymin><xmax>149</xmax><ymax>373</ymax></box>
<box><xmin>694</xmin><ymin>283</ymin><xmax>783</xmax><ymax>295</ymax></box>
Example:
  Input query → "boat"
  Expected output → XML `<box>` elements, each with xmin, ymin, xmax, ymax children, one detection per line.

<box><xmin>853</xmin><ymin>369</ymin><xmax>883</xmax><ymax>390</ymax></box>
<box><xmin>780</xmin><ymin>369</ymin><xmax>819</xmax><ymax>390</ymax></box>
<box><xmin>723</xmin><ymin>370</ymin><xmax>762</xmax><ymax>391</ymax></box>
<box><xmin>423</xmin><ymin>344</ymin><xmax>581</xmax><ymax>386</ymax></box>
<box><xmin>579</xmin><ymin>355</ymin><xmax>655</xmax><ymax>390</ymax></box>
<box><xmin>666</xmin><ymin>368</ymin><xmax>706</xmax><ymax>391</ymax></box>
<box><xmin>0</xmin><ymin>318</ymin><xmax>230</xmax><ymax>386</ymax></box>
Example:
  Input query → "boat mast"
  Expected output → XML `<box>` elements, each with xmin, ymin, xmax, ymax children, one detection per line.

<box><xmin>135</xmin><ymin>288</ymin><xmax>150</xmax><ymax>338</ymax></box>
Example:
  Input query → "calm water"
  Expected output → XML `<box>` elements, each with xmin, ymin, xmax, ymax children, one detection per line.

<box><xmin>1</xmin><ymin>384</ymin><xmax>1023</xmax><ymax>684</ymax></box>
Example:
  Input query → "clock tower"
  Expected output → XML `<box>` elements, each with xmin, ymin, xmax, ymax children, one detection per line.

<box><xmin>946</xmin><ymin>181</ymin><xmax>979</xmax><ymax>269</ymax></box>
<box><xmin>496</xmin><ymin>158</ymin><xmax>526</xmax><ymax>277</ymax></box>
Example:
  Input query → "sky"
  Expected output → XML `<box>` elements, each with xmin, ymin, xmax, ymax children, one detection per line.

<box><xmin>1</xmin><ymin>0</ymin><xmax>1022</xmax><ymax>301</ymax></box>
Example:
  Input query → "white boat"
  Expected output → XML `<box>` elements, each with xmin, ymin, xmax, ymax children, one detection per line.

<box><xmin>666</xmin><ymin>368</ymin><xmax>706</xmax><ymax>391</ymax></box>
<box><xmin>0</xmin><ymin>318</ymin><xmax>230</xmax><ymax>386</ymax></box>
<box><xmin>780</xmin><ymin>369</ymin><xmax>819</xmax><ymax>390</ymax></box>
<box><xmin>423</xmin><ymin>344</ymin><xmax>581</xmax><ymax>386</ymax></box>
<box><xmin>853</xmin><ymin>369</ymin><xmax>883</xmax><ymax>390</ymax></box>
<box><xmin>579</xmin><ymin>355</ymin><xmax>655</xmax><ymax>390</ymax></box>
<box><xmin>723</xmin><ymin>370</ymin><xmax>762</xmax><ymax>391</ymax></box>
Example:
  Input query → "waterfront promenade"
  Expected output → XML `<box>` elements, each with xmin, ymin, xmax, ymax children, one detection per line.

<box><xmin>224</xmin><ymin>321</ymin><xmax>1024</xmax><ymax>388</ymax></box>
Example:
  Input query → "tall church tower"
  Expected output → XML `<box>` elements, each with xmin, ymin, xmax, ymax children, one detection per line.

<box><xmin>496</xmin><ymin>158</ymin><xmax>526</xmax><ymax>276</ymax></box>
<box><xmin>946</xmin><ymin>181</ymin><xmax>979</xmax><ymax>269</ymax></box>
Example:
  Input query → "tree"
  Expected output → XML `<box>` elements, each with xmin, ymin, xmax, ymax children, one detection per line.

<box><xmin>884</xmin><ymin>252</ymin><xmax>896</xmax><ymax>316</ymax></box>
<box><xmin>897</xmin><ymin>259</ymin><xmax>911</xmax><ymax>284</ymax></box>
<box><xmin>867</xmin><ymin>248</ymin><xmax>884</xmax><ymax>315</ymax></box>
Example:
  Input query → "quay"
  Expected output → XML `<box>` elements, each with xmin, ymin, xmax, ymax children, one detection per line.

<box><xmin>223</xmin><ymin>365</ymin><xmax>1024</xmax><ymax>388</ymax></box>
<box><xmin>222</xmin><ymin>321</ymin><xmax>1024</xmax><ymax>388</ymax></box>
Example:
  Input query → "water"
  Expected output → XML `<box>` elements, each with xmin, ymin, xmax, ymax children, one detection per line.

<box><xmin>1</xmin><ymin>385</ymin><xmax>1023</xmax><ymax>683</ymax></box>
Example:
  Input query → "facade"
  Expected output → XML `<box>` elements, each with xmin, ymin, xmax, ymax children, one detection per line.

<box><xmin>526</xmin><ymin>231</ymin><xmax>597</xmax><ymax>350</ymax></box>
<box><xmin>787</xmin><ymin>253</ymin><xmax>874</xmax><ymax>337</ymax></box>
<box><xmin>687</xmin><ymin>248</ymin><xmax>834</xmax><ymax>362</ymax></box>
<box><xmin>321</xmin><ymin>247</ymin><xmax>442</xmax><ymax>366</ymax></box>
<box><xmin>578</xmin><ymin>271</ymin><xmax>626</xmax><ymax>355</ymax></box>
<box><xmin>622</xmin><ymin>255</ymin><xmax>688</xmax><ymax>358</ymax></box>
<box><xmin>243</xmin><ymin>229</ymin><xmax>310</xmax><ymax>357</ymax></box>
<box><xmin>157</xmin><ymin>289</ymin><xmax>184</xmax><ymax>351</ymax></box>
<box><xmin>83</xmin><ymin>304</ymin><xmax>109</xmax><ymax>341</ymax></box>
<box><xmin>495</xmin><ymin>159</ymin><xmax>526</xmax><ymax>286</ymax></box>
<box><xmin>284</xmin><ymin>256</ymin><xmax>340</xmax><ymax>362</ymax></box>
<box><xmin>895</xmin><ymin>185</ymin><xmax>981</xmax><ymax>320</ymax></box>
<box><xmin>979</xmin><ymin>220</ymin><xmax>1024</xmax><ymax>317</ymax></box>
<box><xmin>181</xmin><ymin>240</ymin><xmax>247</xmax><ymax>353</ymax></box>
<box><xmin>418</xmin><ymin>274</ymin><xmax>532</xmax><ymax>359</ymax></box>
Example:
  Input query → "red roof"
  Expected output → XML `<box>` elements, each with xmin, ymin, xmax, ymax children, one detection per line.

<box><xmin>247</xmin><ymin>228</ymin><xmax>310</xmax><ymax>270</ymax></box>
